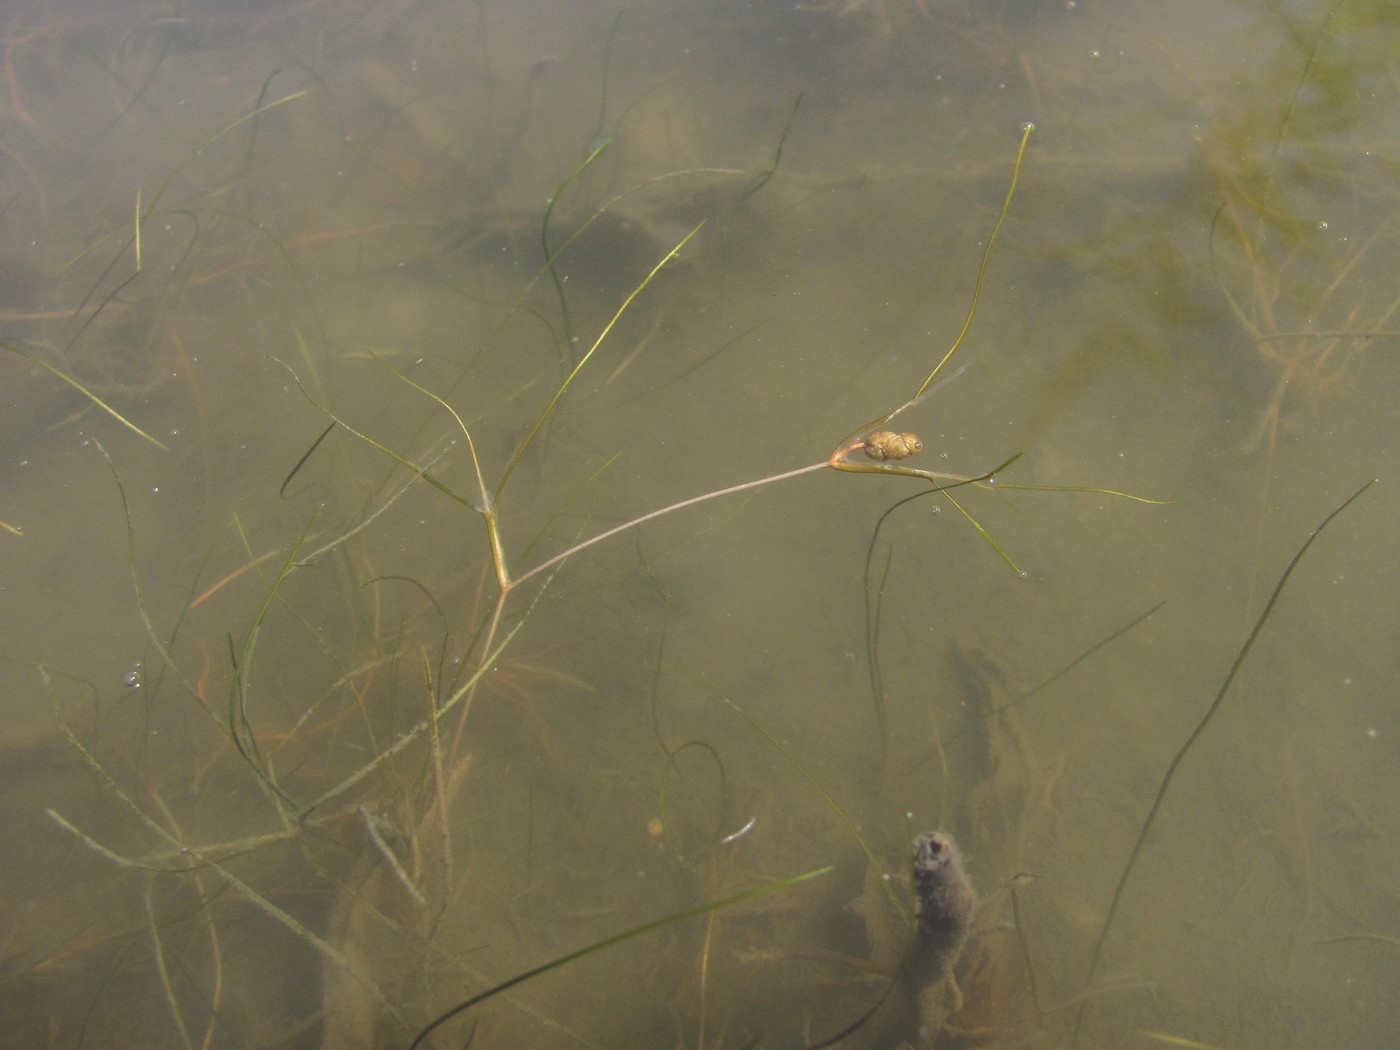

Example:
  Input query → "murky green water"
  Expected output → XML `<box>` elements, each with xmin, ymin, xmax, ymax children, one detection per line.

<box><xmin>2</xmin><ymin>1</ymin><xmax>1397</xmax><ymax>1047</ymax></box>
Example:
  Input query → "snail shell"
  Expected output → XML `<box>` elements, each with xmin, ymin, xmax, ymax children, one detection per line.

<box><xmin>863</xmin><ymin>430</ymin><xmax>923</xmax><ymax>461</ymax></box>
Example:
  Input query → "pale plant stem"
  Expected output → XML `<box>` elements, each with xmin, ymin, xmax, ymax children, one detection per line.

<box><xmin>452</xmin><ymin>595</ymin><xmax>508</xmax><ymax>755</ymax></box>
<box><xmin>423</xmin><ymin>649</ymin><xmax>453</xmax><ymax>921</ymax></box>
<box><xmin>483</xmin><ymin>507</ymin><xmax>509</xmax><ymax>592</ymax></box>
<box><xmin>146</xmin><ymin>883</ymin><xmax>194</xmax><ymax>1050</ymax></box>
<box><xmin>510</xmin><ymin>459</ymin><xmax>831</xmax><ymax>589</ymax></box>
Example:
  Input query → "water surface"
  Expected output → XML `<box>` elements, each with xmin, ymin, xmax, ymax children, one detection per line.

<box><xmin>1</xmin><ymin>1</ymin><xmax>1396</xmax><ymax>1047</ymax></box>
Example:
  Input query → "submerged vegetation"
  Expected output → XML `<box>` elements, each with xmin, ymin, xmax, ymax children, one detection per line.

<box><xmin>0</xmin><ymin>1</ymin><xmax>1394</xmax><ymax>1048</ymax></box>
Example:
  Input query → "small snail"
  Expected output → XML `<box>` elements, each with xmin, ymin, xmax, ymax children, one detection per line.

<box><xmin>862</xmin><ymin>430</ymin><xmax>923</xmax><ymax>461</ymax></box>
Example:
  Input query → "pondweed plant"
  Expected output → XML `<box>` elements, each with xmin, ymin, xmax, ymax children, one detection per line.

<box><xmin>20</xmin><ymin>116</ymin><xmax>1156</xmax><ymax>1048</ymax></box>
<box><xmin>273</xmin><ymin>119</ymin><xmax>1156</xmax><ymax>839</ymax></box>
<box><xmin>268</xmin><ymin>121</ymin><xmax>1150</xmax><ymax>1043</ymax></box>
<box><xmin>1202</xmin><ymin>0</ymin><xmax>1400</xmax><ymax>531</ymax></box>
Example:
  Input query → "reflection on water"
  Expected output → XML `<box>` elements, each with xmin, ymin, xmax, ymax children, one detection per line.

<box><xmin>1</xmin><ymin>0</ymin><xmax>1397</xmax><ymax>1047</ymax></box>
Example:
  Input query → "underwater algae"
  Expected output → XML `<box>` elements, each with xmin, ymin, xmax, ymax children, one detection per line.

<box><xmin>7</xmin><ymin>78</ymin><xmax>1078</xmax><ymax>1046</ymax></box>
<box><xmin>1</xmin><ymin>1</ymin><xmax>1396</xmax><ymax>1047</ymax></box>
